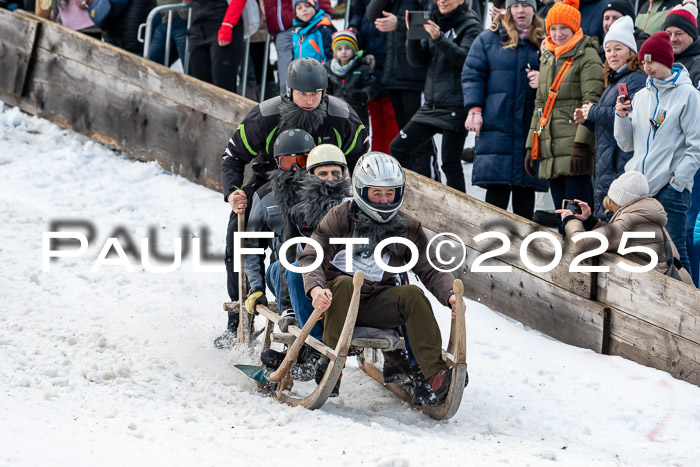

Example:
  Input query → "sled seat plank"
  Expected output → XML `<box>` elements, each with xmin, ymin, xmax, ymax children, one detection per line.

<box><xmin>272</xmin><ymin>333</ymin><xmax>406</xmax><ymax>351</ymax></box>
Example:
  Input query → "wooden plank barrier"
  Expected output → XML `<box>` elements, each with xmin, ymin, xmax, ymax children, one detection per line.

<box><xmin>2</xmin><ymin>9</ymin><xmax>699</xmax><ymax>386</ymax></box>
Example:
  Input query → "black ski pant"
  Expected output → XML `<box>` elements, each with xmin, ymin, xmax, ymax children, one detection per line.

<box><xmin>388</xmin><ymin>90</ymin><xmax>439</xmax><ymax>182</ymax></box>
<box><xmin>390</xmin><ymin>120</ymin><xmax>466</xmax><ymax>193</ymax></box>
<box><xmin>188</xmin><ymin>23</ymin><xmax>244</xmax><ymax>93</ymax></box>
<box><xmin>322</xmin><ymin>276</ymin><xmax>448</xmax><ymax>379</ymax></box>
<box><xmin>485</xmin><ymin>185</ymin><xmax>536</xmax><ymax>220</ymax></box>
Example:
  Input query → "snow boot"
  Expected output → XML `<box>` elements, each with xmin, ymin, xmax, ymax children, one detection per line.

<box><xmin>261</xmin><ymin>348</ymin><xmax>287</xmax><ymax>369</ymax></box>
<box><xmin>382</xmin><ymin>349</ymin><xmax>412</xmax><ymax>385</ymax></box>
<box><xmin>410</xmin><ymin>365</ymin><xmax>439</xmax><ymax>406</ymax></box>
<box><xmin>429</xmin><ymin>368</ymin><xmax>453</xmax><ymax>404</ymax></box>
<box><xmin>290</xmin><ymin>346</ymin><xmax>320</xmax><ymax>382</ymax></box>
<box><xmin>315</xmin><ymin>356</ymin><xmax>341</xmax><ymax>397</ymax></box>
<box><xmin>213</xmin><ymin>311</ymin><xmax>239</xmax><ymax>349</ymax></box>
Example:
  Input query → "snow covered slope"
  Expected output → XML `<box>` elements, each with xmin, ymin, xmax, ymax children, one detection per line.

<box><xmin>1</xmin><ymin>104</ymin><xmax>698</xmax><ymax>466</ymax></box>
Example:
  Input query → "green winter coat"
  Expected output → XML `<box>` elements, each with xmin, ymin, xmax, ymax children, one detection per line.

<box><xmin>526</xmin><ymin>35</ymin><xmax>604</xmax><ymax>179</ymax></box>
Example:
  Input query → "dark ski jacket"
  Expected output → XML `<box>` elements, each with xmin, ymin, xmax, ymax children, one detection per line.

<box><xmin>380</xmin><ymin>0</ymin><xmax>430</xmax><ymax>92</ymax></box>
<box><xmin>324</xmin><ymin>54</ymin><xmax>379</xmax><ymax>127</ymax></box>
<box><xmin>406</xmin><ymin>5</ymin><xmax>481</xmax><ymax>129</ymax></box>
<box><xmin>461</xmin><ymin>24</ymin><xmax>548</xmax><ymax>191</ymax></box>
<box><xmin>220</xmin><ymin>95</ymin><xmax>369</xmax><ymax>201</ymax></box>
<box><xmin>349</xmin><ymin>0</ymin><xmax>387</xmax><ymax>88</ymax></box>
<box><xmin>102</xmin><ymin>0</ymin><xmax>156</xmax><ymax>54</ymax></box>
<box><xmin>584</xmin><ymin>66</ymin><xmax>646</xmax><ymax>219</ymax></box>
<box><xmin>675</xmin><ymin>38</ymin><xmax>700</xmax><ymax>89</ymax></box>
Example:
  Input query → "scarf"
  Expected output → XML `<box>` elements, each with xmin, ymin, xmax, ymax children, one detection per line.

<box><xmin>435</xmin><ymin>6</ymin><xmax>463</xmax><ymax>32</ymax></box>
<box><xmin>330</xmin><ymin>57</ymin><xmax>357</xmax><ymax>77</ymax></box>
<box><xmin>545</xmin><ymin>28</ymin><xmax>583</xmax><ymax>58</ymax></box>
<box><xmin>279</xmin><ymin>97</ymin><xmax>327</xmax><ymax>134</ymax></box>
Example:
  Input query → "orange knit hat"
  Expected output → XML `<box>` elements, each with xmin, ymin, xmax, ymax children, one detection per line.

<box><xmin>546</xmin><ymin>0</ymin><xmax>582</xmax><ymax>34</ymax></box>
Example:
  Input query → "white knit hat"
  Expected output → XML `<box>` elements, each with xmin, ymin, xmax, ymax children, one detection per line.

<box><xmin>603</xmin><ymin>16</ymin><xmax>638</xmax><ymax>53</ymax></box>
<box><xmin>608</xmin><ymin>171</ymin><xmax>649</xmax><ymax>207</ymax></box>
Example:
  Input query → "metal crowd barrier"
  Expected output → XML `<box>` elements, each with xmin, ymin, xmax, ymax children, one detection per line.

<box><xmin>138</xmin><ymin>3</ymin><xmax>193</xmax><ymax>71</ymax></box>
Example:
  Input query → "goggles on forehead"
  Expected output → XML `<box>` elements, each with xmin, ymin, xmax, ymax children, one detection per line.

<box><xmin>276</xmin><ymin>153</ymin><xmax>309</xmax><ymax>171</ymax></box>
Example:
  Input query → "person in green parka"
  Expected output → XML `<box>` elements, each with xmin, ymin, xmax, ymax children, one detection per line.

<box><xmin>525</xmin><ymin>0</ymin><xmax>603</xmax><ymax>224</ymax></box>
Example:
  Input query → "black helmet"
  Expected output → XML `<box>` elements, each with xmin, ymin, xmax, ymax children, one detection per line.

<box><xmin>273</xmin><ymin>129</ymin><xmax>316</xmax><ymax>170</ymax></box>
<box><xmin>286</xmin><ymin>57</ymin><xmax>328</xmax><ymax>98</ymax></box>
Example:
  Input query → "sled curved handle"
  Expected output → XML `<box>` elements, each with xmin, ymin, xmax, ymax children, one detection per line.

<box><xmin>268</xmin><ymin>306</ymin><xmax>324</xmax><ymax>383</ymax></box>
<box><xmin>447</xmin><ymin>279</ymin><xmax>466</xmax><ymax>362</ymax></box>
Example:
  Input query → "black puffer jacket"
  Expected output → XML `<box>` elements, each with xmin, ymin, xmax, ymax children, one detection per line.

<box><xmin>381</xmin><ymin>0</ymin><xmax>430</xmax><ymax>92</ymax></box>
<box><xmin>324</xmin><ymin>54</ymin><xmax>378</xmax><ymax>127</ymax></box>
<box><xmin>406</xmin><ymin>5</ymin><xmax>481</xmax><ymax>129</ymax></box>
<box><xmin>675</xmin><ymin>38</ymin><xmax>700</xmax><ymax>89</ymax></box>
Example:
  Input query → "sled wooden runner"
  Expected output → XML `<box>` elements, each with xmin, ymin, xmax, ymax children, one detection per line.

<box><xmin>357</xmin><ymin>278</ymin><xmax>467</xmax><ymax>420</ymax></box>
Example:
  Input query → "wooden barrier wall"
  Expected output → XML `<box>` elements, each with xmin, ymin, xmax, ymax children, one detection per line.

<box><xmin>2</xmin><ymin>10</ymin><xmax>699</xmax><ymax>386</ymax></box>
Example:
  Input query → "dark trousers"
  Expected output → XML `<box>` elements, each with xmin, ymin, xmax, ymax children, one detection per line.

<box><xmin>390</xmin><ymin>120</ymin><xmax>467</xmax><ymax>193</ymax></box>
<box><xmin>389</xmin><ymin>90</ymin><xmax>438</xmax><ymax>181</ymax></box>
<box><xmin>188</xmin><ymin>23</ymin><xmax>244</xmax><ymax>93</ymax></box>
<box><xmin>485</xmin><ymin>185</ymin><xmax>536</xmax><ymax>220</ymax></box>
<box><xmin>548</xmin><ymin>175</ymin><xmax>594</xmax><ymax>230</ymax></box>
<box><xmin>322</xmin><ymin>276</ymin><xmax>448</xmax><ymax>378</ymax></box>
<box><xmin>656</xmin><ymin>184</ymin><xmax>692</xmax><ymax>274</ymax></box>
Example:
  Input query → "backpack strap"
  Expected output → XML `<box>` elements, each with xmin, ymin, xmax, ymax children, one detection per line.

<box><xmin>538</xmin><ymin>57</ymin><xmax>574</xmax><ymax>132</ymax></box>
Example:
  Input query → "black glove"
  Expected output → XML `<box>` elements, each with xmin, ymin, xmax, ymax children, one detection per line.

<box><xmin>569</xmin><ymin>143</ymin><xmax>588</xmax><ymax>175</ymax></box>
<box><xmin>524</xmin><ymin>149</ymin><xmax>536</xmax><ymax>177</ymax></box>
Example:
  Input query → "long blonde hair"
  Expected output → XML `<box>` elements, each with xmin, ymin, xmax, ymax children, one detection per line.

<box><xmin>603</xmin><ymin>50</ymin><xmax>643</xmax><ymax>87</ymax></box>
<box><xmin>490</xmin><ymin>9</ymin><xmax>544</xmax><ymax>49</ymax></box>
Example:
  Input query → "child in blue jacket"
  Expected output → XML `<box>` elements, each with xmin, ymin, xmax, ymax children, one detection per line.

<box><xmin>292</xmin><ymin>0</ymin><xmax>336</xmax><ymax>63</ymax></box>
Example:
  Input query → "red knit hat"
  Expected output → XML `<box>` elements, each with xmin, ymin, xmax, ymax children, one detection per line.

<box><xmin>638</xmin><ymin>31</ymin><xmax>675</xmax><ymax>69</ymax></box>
<box><xmin>663</xmin><ymin>0</ymin><xmax>699</xmax><ymax>41</ymax></box>
<box><xmin>546</xmin><ymin>0</ymin><xmax>582</xmax><ymax>35</ymax></box>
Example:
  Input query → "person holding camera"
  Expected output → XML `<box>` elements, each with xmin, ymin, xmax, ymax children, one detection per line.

<box><xmin>573</xmin><ymin>16</ymin><xmax>646</xmax><ymax>221</ymax></box>
<box><xmin>389</xmin><ymin>0</ymin><xmax>482</xmax><ymax>193</ymax></box>
<box><xmin>557</xmin><ymin>171</ymin><xmax>693</xmax><ymax>284</ymax></box>
<box><xmin>614</xmin><ymin>31</ymin><xmax>700</xmax><ymax>277</ymax></box>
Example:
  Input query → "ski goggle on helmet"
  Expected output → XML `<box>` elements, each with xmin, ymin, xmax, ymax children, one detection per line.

<box><xmin>273</xmin><ymin>129</ymin><xmax>316</xmax><ymax>171</ymax></box>
<box><xmin>352</xmin><ymin>152</ymin><xmax>406</xmax><ymax>223</ymax></box>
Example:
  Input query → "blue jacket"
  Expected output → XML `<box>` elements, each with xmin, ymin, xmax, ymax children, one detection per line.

<box><xmin>586</xmin><ymin>66</ymin><xmax>646</xmax><ymax>219</ymax></box>
<box><xmin>292</xmin><ymin>10</ymin><xmax>336</xmax><ymax>62</ymax></box>
<box><xmin>461</xmin><ymin>25</ymin><xmax>548</xmax><ymax>190</ymax></box>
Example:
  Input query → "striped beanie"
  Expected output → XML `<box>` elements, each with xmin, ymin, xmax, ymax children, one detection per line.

<box><xmin>332</xmin><ymin>30</ymin><xmax>359</xmax><ymax>53</ymax></box>
<box><xmin>663</xmin><ymin>0</ymin><xmax>698</xmax><ymax>41</ymax></box>
<box><xmin>546</xmin><ymin>0</ymin><xmax>582</xmax><ymax>34</ymax></box>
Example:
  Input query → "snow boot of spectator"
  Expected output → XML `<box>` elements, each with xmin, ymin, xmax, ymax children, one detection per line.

<box><xmin>315</xmin><ymin>356</ymin><xmax>341</xmax><ymax>397</ymax></box>
<box><xmin>410</xmin><ymin>365</ymin><xmax>439</xmax><ymax>406</ymax></box>
<box><xmin>382</xmin><ymin>349</ymin><xmax>413</xmax><ymax>385</ymax></box>
<box><xmin>213</xmin><ymin>311</ymin><xmax>239</xmax><ymax>350</ymax></box>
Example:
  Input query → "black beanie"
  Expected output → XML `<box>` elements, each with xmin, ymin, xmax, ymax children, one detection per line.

<box><xmin>602</xmin><ymin>0</ymin><xmax>636</xmax><ymax>20</ymax></box>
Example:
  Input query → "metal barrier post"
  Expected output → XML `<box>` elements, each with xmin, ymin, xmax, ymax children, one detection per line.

<box><xmin>139</xmin><ymin>3</ymin><xmax>191</xmax><ymax>64</ymax></box>
<box><xmin>184</xmin><ymin>8</ymin><xmax>192</xmax><ymax>74</ymax></box>
<box><xmin>260</xmin><ymin>32</ymin><xmax>271</xmax><ymax>102</ymax></box>
<box><xmin>241</xmin><ymin>36</ymin><xmax>251</xmax><ymax>97</ymax></box>
<box><xmin>165</xmin><ymin>10</ymin><xmax>173</xmax><ymax>67</ymax></box>
<box><xmin>344</xmin><ymin>0</ymin><xmax>352</xmax><ymax>30</ymax></box>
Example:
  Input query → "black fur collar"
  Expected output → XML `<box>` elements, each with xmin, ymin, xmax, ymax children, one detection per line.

<box><xmin>352</xmin><ymin>203</ymin><xmax>408</xmax><ymax>256</ymax></box>
<box><xmin>279</xmin><ymin>97</ymin><xmax>328</xmax><ymax>134</ymax></box>
<box><xmin>299</xmin><ymin>176</ymin><xmax>351</xmax><ymax>231</ymax></box>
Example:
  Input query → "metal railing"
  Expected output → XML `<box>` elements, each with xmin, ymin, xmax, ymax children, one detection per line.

<box><xmin>138</xmin><ymin>3</ymin><xmax>193</xmax><ymax>71</ymax></box>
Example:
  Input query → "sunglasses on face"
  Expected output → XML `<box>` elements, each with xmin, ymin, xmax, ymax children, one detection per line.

<box><xmin>276</xmin><ymin>153</ymin><xmax>309</xmax><ymax>171</ymax></box>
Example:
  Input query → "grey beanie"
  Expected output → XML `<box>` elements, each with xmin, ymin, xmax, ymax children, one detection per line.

<box><xmin>506</xmin><ymin>0</ymin><xmax>538</xmax><ymax>12</ymax></box>
<box><xmin>607</xmin><ymin>171</ymin><xmax>649</xmax><ymax>207</ymax></box>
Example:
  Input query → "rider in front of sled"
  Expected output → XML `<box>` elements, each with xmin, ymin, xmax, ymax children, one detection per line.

<box><xmin>299</xmin><ymin>152</ymin><xmax>465</xmax><ymax>406</ymax></box>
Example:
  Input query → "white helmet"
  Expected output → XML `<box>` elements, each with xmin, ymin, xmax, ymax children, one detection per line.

<box><xmin>352</xmin><ymin>152</ymin><xmax>405</xmax><ymax>223</ymax></box>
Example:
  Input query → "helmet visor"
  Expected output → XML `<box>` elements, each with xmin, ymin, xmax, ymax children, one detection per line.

<box><xmin>276</xmin><ymin>153</ymin><xmax>309</xmax><ymax>171</ymax></box>
<box><xmin>362</xmin><ymin>187</ymin><xmax>403</xmax><ymax>212</ymax></box>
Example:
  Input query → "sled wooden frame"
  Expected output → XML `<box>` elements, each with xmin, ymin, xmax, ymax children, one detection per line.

<box><xmin>251</xmin><ymin>271</ymin><xmax>467</xmax><ymax>420</ymax></box>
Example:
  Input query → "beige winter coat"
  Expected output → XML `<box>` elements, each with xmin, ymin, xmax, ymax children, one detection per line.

<box><xmin>564</xmin><ymin>195</ymin><xmax>693</xmax><ymax>284</ymax></box>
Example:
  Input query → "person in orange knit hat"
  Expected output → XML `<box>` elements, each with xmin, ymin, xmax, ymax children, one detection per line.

<box><xmin>525</xmin><ymin>0</ymin><xmax>604</xmax><ymax>230</ymax></box>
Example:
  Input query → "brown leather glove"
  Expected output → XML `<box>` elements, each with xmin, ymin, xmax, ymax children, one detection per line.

<box><xmin>524</xmin><ymin>149</ymin><xmax>536</xmax><ymax>177</ymax></box>
<box><xmin>569</xmin><ymin>143</ymin><xmax>588</xmax><ymax>175</ymax></box>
